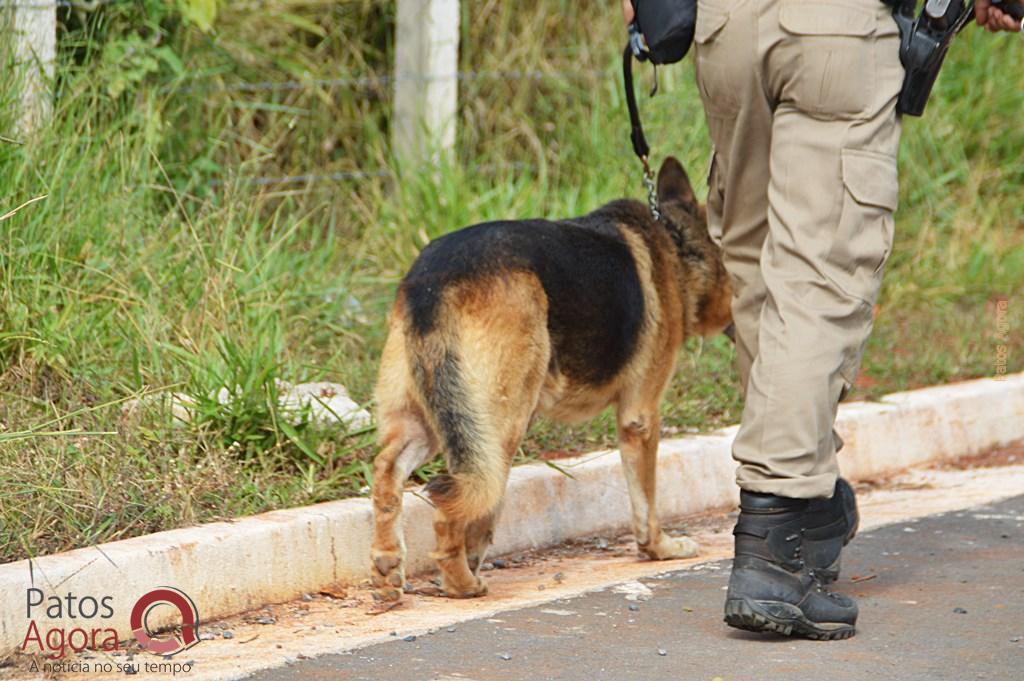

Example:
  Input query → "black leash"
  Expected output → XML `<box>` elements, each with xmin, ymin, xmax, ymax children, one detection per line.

<box><xmin>622</xmin><ymin>44</ymin><xmax>661</xmax><ymax>220</ymax></box>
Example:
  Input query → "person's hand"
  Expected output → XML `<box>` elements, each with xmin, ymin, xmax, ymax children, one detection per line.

<box><xmin>621</xmin><ymin>0</ymin><xmax>634</xmax><ymax>25</ymax></box>
<box><xmin>976</xmin><ymin>0</ymin><xmax>1022</xmax><ymax>32</ymax></box>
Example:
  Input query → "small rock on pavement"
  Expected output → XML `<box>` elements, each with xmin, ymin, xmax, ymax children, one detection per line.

<box><xmin>613</xmin><ymin>581</ymin><xmax>653</xmax><ymax>602</ymax></box>
<box><xmin>492</xmin><ymin>559</ymin><xmax>509</xmax><ymax>569</ymax></box>
<box><xmin>403</xmin><ymin>635</ymin><xmax>417</xmax><ymax>642</ymax></box>
<box><xmin>222</xmin><ymin>631</ymin><xmax>234</xmax><ymax>639</ymax></box>
<box><xmin>1011</xmin><ymin>637</ymin><xmax>1021</xmax><ymax>643</ymax></box>
<box><xmin>553</xmin><ymin>572</ymin><xmax>566</xmax><ymax>584</ymax></box>
<box><xmin>657</xmin><ymin>648</ymin><xmax>668</xmax><ymax>656</ymax></box>
<box><xmin>301</xmin><ymin>593</ymin><xmax>313</xmax><ymax>602</ymax></box>
<box><xmin>447</xmin><ymin>627</ymin><xmax>457</xmax><ymax>633</ymax></box>
<box><xmin>256</xmin><ymin>616</ymin><xmax>276</xmax><ymax>625</ymax></box>
<box><xmin>628</xmin><ymin>604</ymin><xmax>640</xmax><ymax>612</ymax></box>
<box><xmin>953</xmin><ymin>608</ymin><xmax>968</xmax><ymax>615</ymax></box>
<box><xmin>498</xmin><ymin>653</ymin><xmax>512</xmax><ymax>661</ymax></box>
<box><xmin>199</xmin><ymin>632</ymin><xmax>216</xmax><ymax>641</ymax></box>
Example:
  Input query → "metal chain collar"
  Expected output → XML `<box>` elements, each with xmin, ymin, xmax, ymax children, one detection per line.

<box><xmin>641</xmin><ymin>155</ymin><xmax>661</xmax><ymax>221</ymax></box>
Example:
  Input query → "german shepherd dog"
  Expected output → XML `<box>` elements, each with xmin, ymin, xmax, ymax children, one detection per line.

<box><xmin>370</xmin><ymin>157</ymin><xmax>732</xmax><ymax>600</ymax></box>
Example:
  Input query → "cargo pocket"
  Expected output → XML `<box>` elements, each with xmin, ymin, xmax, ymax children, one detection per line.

<box><xmin>778</xmin><ymin>0</ymin><xmax>877</xmax><ymax>119</ymax></box>
<box><xmin>827</xmin><ymin>148</ymin><xmax>898</xmax><ymax>304</ymax></box>
<box><xmin>694</xmin><ymin>3</ymin><xmax>739</xmax><ymax>115</ymax></box>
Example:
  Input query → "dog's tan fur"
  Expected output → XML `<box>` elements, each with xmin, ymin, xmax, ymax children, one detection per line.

<box><xmin>370</xmin><ymin>158</ymin><xmax>732</xmax><ymax>600</ymax></box>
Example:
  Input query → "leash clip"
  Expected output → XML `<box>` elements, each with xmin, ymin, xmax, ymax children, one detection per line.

<box><xmin>625</xmin><ymin>44</ymin><xmax>661</xmax><ymax>221</ymax></box>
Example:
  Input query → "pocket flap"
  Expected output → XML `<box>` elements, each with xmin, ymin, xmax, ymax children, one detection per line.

<box><xmin>779</xmin><ymin>1</ymin><xmax>874</xmax><ymax>36</ymax></box>
<box><xmin>841</xmin><ymin>149</ymin><xmax>899</xmax><ymax>211</ymax></box>
<box><xmin>705</xmin><ymin>148</ymin><xmax>718</xmax><ymax>186</ymax></box>
<box><xmin>695</xmin><ymin>8</ymin><xmax>728</xmax><ymax>44</ymax></box>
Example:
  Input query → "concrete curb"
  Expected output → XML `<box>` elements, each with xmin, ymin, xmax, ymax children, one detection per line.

<box><xmin>2</xmin><ymin>373</ymin><xmax>1022</xmax><ymax>656</ymax></box>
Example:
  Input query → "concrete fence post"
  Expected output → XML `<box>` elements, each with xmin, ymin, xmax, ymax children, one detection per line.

<box><xmin>6</xmin><ymin>0</ymin><xmax>56</xmax><ymax>135</ymax></box>
<box><xmin>392</xmin><ymin>0</ymin><xmax>459</xmax><ymax>167</ymax></box>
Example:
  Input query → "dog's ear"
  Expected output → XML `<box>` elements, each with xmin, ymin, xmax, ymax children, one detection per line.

<box><xmin>657</xmin><ymin>156</ymin><xmax>696</xmax><ymax>206</ymax></box>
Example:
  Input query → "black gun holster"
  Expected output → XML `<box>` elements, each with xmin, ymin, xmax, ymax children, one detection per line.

<box><xmin>889</xmin><ymin>0</ymin><xmax>973</xmax><ymax>116</ymax></box>
<box><xmin>890</xmin><ymin>0</ymin><xmax>1022</xmax><ymax>116</ymax></box>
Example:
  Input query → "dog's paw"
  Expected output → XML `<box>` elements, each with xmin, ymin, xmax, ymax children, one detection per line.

<box><xmin>641</xmin><ymin>534</ymin><xmax>700</xmax><ymax>561</ymax></box>
<box><xmin>372</xmin><ymin>586</ymin><xmax>404</xmax><ymax>602</ymax></box>
<box><xmin>370</xmin><ymin>550</ymin><xmax>406</xmax><ymax>594</ymax></box>
<box><xmin>442</xmin><ymin>575</ymin><xmax>489</xmax><ymax>599</ymax></box>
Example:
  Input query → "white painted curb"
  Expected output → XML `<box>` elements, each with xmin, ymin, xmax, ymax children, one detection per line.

<box><xmin>2</xmin><ymin>373</ymin><xmax>1022</xmax><ymax>656</ymax></box>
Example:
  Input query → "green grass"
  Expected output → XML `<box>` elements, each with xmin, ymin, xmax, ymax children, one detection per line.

<box><xmin>1</xmin><ymin>2</ymin><xmax>1021</xmax><ymax>563</ymax></box>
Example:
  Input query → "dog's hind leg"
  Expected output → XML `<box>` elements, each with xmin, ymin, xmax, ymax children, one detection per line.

<box><xmin>370</xmin><ymin>318</ymin><xmax>438</xmax><ymax>601</ymax></box>
<box><xmin>429</xmin><ymin>503</ymin><xmax>487</xmax><ymax>598</ymax></box>
<box><xmin>464</xmin><ymin>505</ymin><xmax>501</xmax><ymax>576</ymax></box>
<box><xmin>424</xmin><ymin>273</ymin><xmax>548</xmax><ymax>596</ymax></box>
<box><xmin>425</xmin><ymin>387</ymin><xmax>527</xmax><ymax>597</ymax></box>
<box><xmin>370</xmin><ymin>413</ymin><xmax>434</xmax><ymax>600</ymax></box>
<box><xmin>616</xmin><ymin>401</ymin><xmax>699</xmax><ymax>561</ymax></box>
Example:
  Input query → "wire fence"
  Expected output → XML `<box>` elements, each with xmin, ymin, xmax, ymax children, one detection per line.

<box><xmin>178</xmin><ymin>65</ymin><xmax>607</xmax><ymax>187</ymax></box>
<box><xmin>3</xmin><ymin>0</ymin><xmax>614</xmax><ymax>190</ymax></box>
<box><xmin>208</xmin><ymin>160</ymin><xmax>534</xmax><ymax>188</ymax></box>
<box><xmin>171</xmin><ymin>68</ymin><xmax>608</xmax><ymax>95</ymax></box>
<box><xmin>183</xmin><ymin>69</ymin><xmax>605</xmax><ymax>188</ymax></box>
<box><xmin>2</xmin><ymin>0</ymin><xmax>116</xmax><ymax>9</ymax></box>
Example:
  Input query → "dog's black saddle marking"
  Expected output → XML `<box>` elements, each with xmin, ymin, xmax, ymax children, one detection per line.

<box><xmin>401</xmin><ymin>212</ymin><xmax>646</xmax><ymax>386</ymax></box>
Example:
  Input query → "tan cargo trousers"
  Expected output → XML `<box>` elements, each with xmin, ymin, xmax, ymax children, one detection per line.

<box><xmin>694</xmin><ymin>0</ymin><xmax>903</xmax><ymax>497</ymax></box>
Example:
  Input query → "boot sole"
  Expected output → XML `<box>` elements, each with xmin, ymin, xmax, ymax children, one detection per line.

<box><xmin>724</xmin><ymin>598</ymin><xmax>855</xmax><ymax>641</ymax></box>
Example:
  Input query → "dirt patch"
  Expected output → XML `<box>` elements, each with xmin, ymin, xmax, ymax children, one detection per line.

<box><xmin>853</xmin><ymin>441</ymin><xmax>1024</xmax><ymax>493</ymax></box>
<box><xmin>938</xmin><ymin>440</ymin><xmax>1024</xmax><ymax>470</ymax></box>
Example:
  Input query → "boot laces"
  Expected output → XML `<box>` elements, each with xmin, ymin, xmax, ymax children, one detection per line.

<box><xmin>808</xmin><ymin>568</ymin><xmax>844</xmax><ymax>600</ymax></box>
<box><xmin>787</xmin><ymin>530</ymin><xmax>804</xmax><ymax>567</ymax></box>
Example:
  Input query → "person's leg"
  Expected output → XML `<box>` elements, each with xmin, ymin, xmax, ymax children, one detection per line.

<box><xmin>732</xmin><ymin>0</ymin><xmax>903</xmax><ymax>499</ymax></box>
<box><xmin>694</xmin><ymin>0</ymin><xmax>772</xmax><ymax>397</ymax></box>
<box><xmin>697</xmin><ymin>0</ymin><xmax>903</xmax><ymax>639</ymax></box>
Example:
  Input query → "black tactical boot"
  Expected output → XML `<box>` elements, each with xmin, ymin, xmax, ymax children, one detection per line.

<box><xmin>723</xmin><ymin>481</ymin><xmax>859</xmax><ymax>640</ymax></box>
<box><xmin>803</xmin><ymin>477</ymin><xmax>859</xmax><ymax>583</ymax></box>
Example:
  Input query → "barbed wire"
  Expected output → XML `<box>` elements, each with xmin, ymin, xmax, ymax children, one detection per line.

<box><xmin>3</xmin><ymin>1</ymin><xmax>599</xmax><ymax>190</ymax></box>
<box><xmin>170</xmin><ymin>68</ymin><xmax>608</xmax><ymax>96</ymax></box>
<box><xmin>210</xmin><ymin>160</ymin><xmax>532</xmax><ymax>188</ymax></box>
<box><xmin>2</xmin><ymin>0</ymin><xmax>116</xmax><ymax>9</ymax></box>
<box><xmin>208</xmin><ymin>167</ymin><xmax>389</xmax><ymax>188</ymax></box>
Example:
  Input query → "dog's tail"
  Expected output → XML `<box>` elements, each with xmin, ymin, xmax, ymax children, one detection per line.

<box><xmin>407</xmin><ymin>326</ymin><xmax>505</xmax><ymax>523</ymax></box>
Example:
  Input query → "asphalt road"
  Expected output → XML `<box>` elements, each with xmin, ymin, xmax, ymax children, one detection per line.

<box><xmin>253</xmin><ymin>495</ymin><xmax>1024</xmax><ymax>681</ymax></box>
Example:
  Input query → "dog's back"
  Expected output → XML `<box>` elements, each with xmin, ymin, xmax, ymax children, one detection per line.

<box><xmin>403</xmin><ymin>209</ymin><xmax>650</xmax><ymax>385</ymax></box>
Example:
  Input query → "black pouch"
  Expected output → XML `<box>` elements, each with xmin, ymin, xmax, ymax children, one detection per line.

<box><xmin>894</xmin><ymin>0</ymin><xmax>1024</xmax><ymax>116</ymax></box>
<box><xmin>630</xmin><ymin>0</ymin><xmax>698</xmax><ymax>65</ymax></box>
